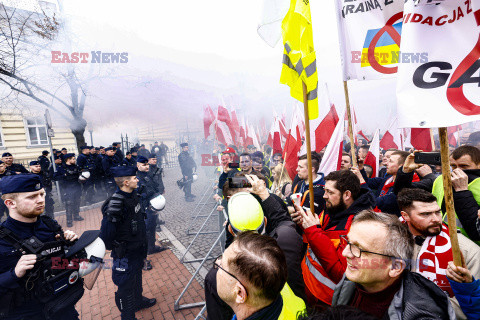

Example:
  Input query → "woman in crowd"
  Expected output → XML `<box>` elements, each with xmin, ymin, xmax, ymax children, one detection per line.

<box><xmin>270</xmin><ymin>163</ymin><xmax>292</xmax><ymax>201</ymax></box>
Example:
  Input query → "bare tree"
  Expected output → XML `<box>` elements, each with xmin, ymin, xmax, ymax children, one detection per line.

<box><xmin>0</xmin><ymin>3</ymin><xmax>91</xmax><ymax>149</ymax></box>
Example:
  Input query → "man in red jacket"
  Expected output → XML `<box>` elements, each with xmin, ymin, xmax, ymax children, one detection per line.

<box><xmin>294</xmin><ymin>170</ymin><xmax>375</xmax><ymax>310</ymax></box>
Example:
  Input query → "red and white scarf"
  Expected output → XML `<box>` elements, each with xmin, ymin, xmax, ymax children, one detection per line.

<box><xmin>417</xmin><ymin>224</ymin><xmax>454</xmax><ymax>297</ymax></box>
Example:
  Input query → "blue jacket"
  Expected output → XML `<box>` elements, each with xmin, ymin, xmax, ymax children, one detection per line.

<box><xmin>449</xmin><ymin>278</ymin><xmax>480</xmax><ymax>319</ymax></box>
<box><xmin>361</xmin><ymin>169</ymin><xmax>399</xmax><ymax>216</ymax></box>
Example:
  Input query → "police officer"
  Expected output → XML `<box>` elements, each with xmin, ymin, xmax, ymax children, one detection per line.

<box><xmin>77</xmin><ymin>146</ymin><xmax>96</xmax><ymax>205</ymax></box>
<box><xmin>2</xmin><ymin>152</ymin><xmax>28</xmax><ymax>174</ymax></box>
<box><xmin>54</xmin><ymin>153</ymin><xmax>83</xmax><ymax>227</ymax></box>
<box><xmin>123</xmin><ymin>152</ymin><xmax>136</xmax><ymax>167</ymax></box>
<box><xmin>102</xmin><ymin>147</ymin><xmax>120</xmax><ymax>198</ymax></box>
<box><xmin>37</xmin><ymin>150</ymin><xmax>51</xmax><ymax>174</ymax></box>
<box><xmin>148</xmin><ymin>154</ymin><xmax>166</xmax><ymax>230</ymax></box>
<box><xmin>0</xmin><ymin>160</ymin><xmax>15</xmax><ymax>219</ymax></box>
<box><xmin>29</xmin><ymin>160</ymin><xmax>55</xmax><ymax>219</ymax></box>
<box><xmin>112</xmin><ymin>142</ymin><xmax>125</xmax><ymax>164</ymax></box>
<box><xmin>178</xmin><ymin>143</ymin><xmax>197</xmax><ymax>202</ymax></box>
<box><xmin>99</xmin><ymin>166</ymin><xmax>156</xmax><ymax>319</ymax></box>
<box><xmin>0</xmin><ymin>174</ymin><xmax>82</xmax><ymax>319</ymax></box>
<box><xmin>137</xmin><ymin>156</ymin><xmax>166</xmax><ymax>266</ymax></box>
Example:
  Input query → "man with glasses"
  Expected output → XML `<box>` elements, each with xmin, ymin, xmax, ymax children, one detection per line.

<box><xmin>215</xmin><ymin>231</ymin><xmax>287</xmax><ymax>320</ymax></box>
<box><xmin>332</xmin><ymin>210</ymin><xmax>455</xmax><ymax>319</ymax></box>
<box><xmin>398</xmin><ymin>188</ymin><xmax>480</xmax><ymax>320</ymax></box>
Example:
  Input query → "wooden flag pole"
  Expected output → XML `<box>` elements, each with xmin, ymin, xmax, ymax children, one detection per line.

<box><xmin>438</xmin><ymin>127</ymin><xmax>462</xmax><ymax>266</ymax></box>
<box><xmin>302</xmin><ymin>82</ymin><xmax>316</xmax><ymax>215</ymax></box>
<box><xmin>430</xmin><ymin>128</ymin><xmax>436</xmax><ymax>150</ymax></box>
<box><xmin>343</xmin><ymin>81</ymin><xmax>357</xmax><ymax>167</ymax></box>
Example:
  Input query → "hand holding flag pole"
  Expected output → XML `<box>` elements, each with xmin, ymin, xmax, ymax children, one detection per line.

<box><xmin>438</xmin><ymin>127</ymin><xmax>462</xmax><ymax>266</ymax></box>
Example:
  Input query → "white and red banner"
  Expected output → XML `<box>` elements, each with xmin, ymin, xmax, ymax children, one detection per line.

<box><xmin>364</xmin><ymin>129</ymin><xmax>380</xmax><ymax>178</ymax></box>
<box><xmin>380</xmin><ymin>117</ymin><xmax>404</xmax><ymax>150</ymax></box>
<box><xmin>203</xmin><ymin>105</ymin><xmax>215</xmax><ymax>140</ymax></box>
<box><xmin>397</xmin><ymin>0</ymin><xmax>480</xmax><ymax>128</ymax></box>
<box><xmin>319</xmin><ymin>108</ymin><xmax>346</xmax><ymax>176</ymax></box>
<box><xmin>334</xmin><ymin>0</ymin><xmax>404</xmax><ymax>80</ymax></box>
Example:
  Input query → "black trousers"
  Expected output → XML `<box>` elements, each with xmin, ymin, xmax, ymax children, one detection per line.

<box><xmin>44</xmin><ymin>188</ymin><xmax>55</xmax><ymax>219</ymax></box>
<box><xmin>183</xmin><ymin>176</ymin><xmax>192</xmax><ymax>199</ymax></box>
<box><xmin>145</xmin><ymin>209</ymin><xmax>158</xmax><ymax>253</ymax></box>
<box><xmin>82</xmin><ymin>180</ymin><xmax>95</xmax><ymax>204</ymax></box>
<box><xmin>112</xmin><ymin>256</ymin><xmax>144</xmax><ymax>320</ymax></box>
<box><xmin>64</xmin><ymin>187</ymin><xmax>81</xmax><ymax>224</ymax></box>
<box><xmin>204</xmin><ymin>268</ymin><xmax>234</xmax><ymax>320</ymax></box>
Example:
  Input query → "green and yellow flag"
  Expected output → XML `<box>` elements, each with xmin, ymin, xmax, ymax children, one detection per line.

<box><xmin>280</xmin><ymin>0</ymin><xmax>318</xmax><ymax>120</ymax></box>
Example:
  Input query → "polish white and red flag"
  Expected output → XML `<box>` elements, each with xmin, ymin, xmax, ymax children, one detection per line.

<box><xmin>217</xmin><ymin>105</ymin><xmax>236</xmax><ymax>145</ymax></box>
<box><xmin>203</xmin><ymin>105</ymin><xmax>215</xmax><ymax>140</ymax></box>
<box><xmin>404</xmin><ymin>128</ymin><xmax>433</xmax><ymax>151</ymax></box>
<box><xmin>239</xmin><ymin>115</ymin><xmax>247</xmax><ymax>147</ymax></box>
<box><xmin>380</xmin><ymin>117</ymin><xmax>404</xmax><ymax>150</ymax></box>
<box><xmin>216</xmin><ymin>120</ymin><xmax>234</xmax><ymax>147</ymax></box>
<box><xmin>283</xmin><ymin>106</ymin><xmax>304</xmax><ymax>180</ymax></box>
<box><xmin>319</xmin><ymin>107</ymin><xmax>346</xmax><ymax>176</ymax></box>
<box><xmin>267</xmin><ymin>117</ymin><xmax>283</xmax><ymax>154</ymax></box>
<box><xmin>364</xmin><ymin>129</ymin><xmax>380</xmax><ymax>178</ymax></box>
<box><xmin>230</xmin><ymin>106</ymin><xmax>240</xmax><ymax>134</ymax></box>
<box><xmin>448</xmin><ymin>125</ymin><xmax>462</xmax><ymax>147</ymax></box>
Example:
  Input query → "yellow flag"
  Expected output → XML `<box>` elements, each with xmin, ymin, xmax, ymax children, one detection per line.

<box><xmin>280</xmin><ymin>0</ymin><xmax>318</xmax><ymax>120</ymax></box>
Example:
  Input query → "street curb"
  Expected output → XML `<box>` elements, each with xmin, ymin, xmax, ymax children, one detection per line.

<box><xmin>157</xmin><ymin>226</ymin><xmax>209</xmax><ymax>279</ymax></box>
<box><xmin>54</xmin><ymin>201</ymin><xmax>103</xmax><ymax>217</ymax></box>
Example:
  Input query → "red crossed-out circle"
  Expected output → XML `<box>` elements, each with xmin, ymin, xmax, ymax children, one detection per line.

<box><xmin>367</xmin><ymin>12</ymin><xmax>403</xmax><ymax>74</ymax></box>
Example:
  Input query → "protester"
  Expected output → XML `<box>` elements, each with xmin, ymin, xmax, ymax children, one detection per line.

<box><xmin>287</xmin><ymin>153</ymin><xmax>325</xmax><ymax>215</ymax></box>
<box><xmin>270</xmin><ymin>152</ymin><xmax>283</xmax><ymax>168</ymax></box>
<box><xmin>397</xmin><ymin>188</ymin><xmax>480</xmax><ymax>319</ymax></box>
<box><xmin>293</xmin><ymin>170</ymin><xmax>375</xmax><ymax>310</ymax></box>
<box><xmin>395</xmin><ymin>146</ymin><xmax>480</xmax><ymax>241</ymax></box>
<box><xmin>270</xmin><ymin>163</ymin><xmax>292</xmax><ymax>201</ymax></box>
<box><xmin>378</xmin><ymin>148</ymin><xmax>398</xmax><ymax>178</ymax></box>
<box><xmin>215</xmin><ymin>231</ymin><xmax>287</xmax><ymax>320</ymax></box>
<box><xmin>239</xmin><ymin>153</ymin><xmax>254</xmax><ymax>174</ymax></box>
<box><xmin>332</xmin><ymin>210</ymin><xmax>456</xmax><ymax>319</ymax></box>
<box><xmin>340</xmin><ymin>153</ymin><xmax>352</xmax><ymax>171</ymax></box>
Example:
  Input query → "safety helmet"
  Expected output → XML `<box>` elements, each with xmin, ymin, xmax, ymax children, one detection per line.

<box><xmin>228</xmin><ymin>192</ymin><xmax>265</xmax><ymax>234</ymax></box>
<box><xmin>79</xmin><ymin>170</ymin><xmax>90</xmax><ymax>181</ymax></box>
<box><xmin>192</xmin><ymin>174</ymin><xmax>198</xmax><ymax>182</ymax></box>
<box><xmin>150</xmin><ymin>194</ymin><xmax>166</xmax><ymax>211</ymax></box>
<box><xmin>78</xmin><ymin>237</ymin><xmax>106</xmax><ymax>278</ymax></box>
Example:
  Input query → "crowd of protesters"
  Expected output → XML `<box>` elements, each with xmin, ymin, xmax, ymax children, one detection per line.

<box><xmin>205</xmin><ymin>132</ymin><xmax>480</xmax><ymax>320</ymax></box>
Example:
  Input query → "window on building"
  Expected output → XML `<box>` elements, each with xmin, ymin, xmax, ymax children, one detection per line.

<box><xmin>25</xmin><ymin>117</ymin><xmax>48</xmax><ymax>146</ymax></box>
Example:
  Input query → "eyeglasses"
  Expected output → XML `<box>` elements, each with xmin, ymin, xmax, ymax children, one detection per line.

<box><xmin>214</xmin><ymin>256</ymin><xmax>248</xmax><ymax>296</ymax></box>
<box><xmin>339</xmin><ymin>235</ymin><xmax>397</xmax><ymax>259</ymax></box>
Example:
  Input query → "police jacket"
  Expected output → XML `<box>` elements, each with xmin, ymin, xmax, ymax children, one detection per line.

<box><xmin>94</xmin><ymin>154</ymin><xmax>105</xmax><ymax>177</ymax></box>
<box><xmin>76</xmin><ymin>153</ymin><xmax>95</xmax><ymax>172</ymax></box>
<box><xmin>122</xmin><ymin>157</ymin><xmax>136</xmax><ymax>167</ymax></box>
<box><xmin>32</xmin><ymin>171</ymin><xmax>52</xmax><ymax>190</ymax></box>
<box><xmin>100</xmin><ymin>189</ymin><xmax>147</xmax><ymax>259</ymax></box>
<box><xmin>6</xmin><ymin>163</ymin><xmax>28</xmax><ymax>174</ymax></box>
<box><xmin>136</xmin><ymin>171</ymin><xmax>160</xmax><ymax>210</ymax></box>
<box><xmin>102</xmin><ymin>155</ymin><xmax>118</xmax><ymax>178</ymax></box>
<box><xmin>53</xmin><ymin>164</ymin><xmax>81</xmax><ymax>190</ymax></box>
<box><xmin>148</xmin><ymin>164</ymin><xmax>165</xmax><ymax>194</ymax></box>
<box><xmin>332</xmin><ymin>271</ymin><xmax>456</xmax><ymax>320</ymax></box>
<box><xmin>178</xmin><ymin>151</ymin><xmax>196</xmax><ymax>176</ymax></box>
<box><xmin>38</xmin><ymin>155</ymin><xmax>51</xmax><ymax>173</ymax></box>
<box><xmin>0</xmin><ymin>216</ymin><xmax>84</xmax><ymax>318</ymax></box>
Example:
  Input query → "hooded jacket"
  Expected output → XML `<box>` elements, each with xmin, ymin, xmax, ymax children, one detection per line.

<box><xmin>332</xmin><ymin>271</ymin><xmax>456</xmax><ymax>320</ymax></box>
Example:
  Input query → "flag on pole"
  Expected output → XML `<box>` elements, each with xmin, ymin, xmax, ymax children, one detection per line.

<box><xmin>280</xmin><ymin>0</ymin><xmax>319</xmax><ymax>119</ymax></box>
<box><xmin>319</xmin><ymin>108</ymin><xmax>346</xmax><ymax>176</ymax></box>
<box><xmin>448</xmin><ymin>125</ymin><xmax>462</xmax><ymax>147</ymax></box>
<box><xmin>217</xmin><ymin>105</ymin><xmax>236</xmax><ymax>145</ymax></box>
<box><xmin>283</xmin><ymin>106</ymin><xmax>304</xmax><ymax>179</ymax></box>
<box><xmin>380</xmin><ymin>117</ymin><xmax>404</xmax><ymax>150</ymax></box>
<box><xmin>364</xmin><ymin>129</ymin><xmax>380</xmax><ymax>178</ymax></box>
<box><xmin>203</xmin><ymin>105</ymin><xmax>215</xmax><ymax>140</ymax></box>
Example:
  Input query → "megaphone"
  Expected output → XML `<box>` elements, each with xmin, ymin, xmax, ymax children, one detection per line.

<box><xmin>150</xmin><ymin>194</ymin><xmax>166</xmax><ymax>211</ymax></box>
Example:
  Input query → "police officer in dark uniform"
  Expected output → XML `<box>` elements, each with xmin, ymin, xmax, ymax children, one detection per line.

<box><xmin>2</xmin><ymin>152</ymin><xmax>28</xmax><ymax>174</ymax></box>
<box><xmin>148</xmin><ymin>154</ymin><xmax>166</xmax><ymax>231</ymax></box>
<box><xmin>54</xmin><ymin>153</ymin><xmax>83</xmax><ymax>227</ymax></box>
<box><xmin>29</xmin><ymin>160</ymin><xmax>55</xmax><ymax>219</ymax></box>
<box><xmin>77</xmin><ymin>146</ymin><xmax>96</xmax><ymax>205</ymax></box>
<box><xmin>178</xmin><ymin>143</ymin><xmax>197</xmax><ymax>202</ymax></box>
<box><xmin>137</xmin><ymin>156</ymin><xmax>166</xmax><ymax>266</ymax></box>
<box><xmin>102</xmin><ymin>147</ymin><xmax>120</xmax><ymax>198</ymax></box>
<box><xmin>122</xmin><ymin>152</ymin><xmax>136</xmax><ymax>167</ymax></box>
<box><xmin>37</xmin><ymin>150</ymin><xmax>51</xmax><ymax>174</ymax></box>
<box><xmin>112</xmin><ymin>143</ymin><xmax>125</xmax><ymax>164</ymax></box>
<box><xmin>0</xmin><ymin>160</ymin><xmax>15</xmax><ymax>219</ymax></box>
<box><xmin>99</xmin><ymin>166</ymin><xmax>156</xmax><ymax>319</ymax></box>
<box><xmin>0</xmin><ymin>174</ymin><xmax>83</xmax><ymax>319</ymax></box>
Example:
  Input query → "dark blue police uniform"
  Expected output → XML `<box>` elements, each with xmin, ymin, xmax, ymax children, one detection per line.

<box><xmin>102</xmin><ymin>148</ymin><xmax>120</xmax><ymax>198</ymax></box>
<box><xmin>53</xmin><ymin>154</ymin><xmax>82</xmax><ymax>227</ymax></box>
<box><xmin>77</xmin><ymin>147</ymin><xmax>96</xmax><ymax>205</ymax></box>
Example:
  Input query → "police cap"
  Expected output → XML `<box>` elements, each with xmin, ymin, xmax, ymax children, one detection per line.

<box><xmin>111</xmin><ymin>166</ymin><xmax>137</xmax><ymax>177</ymax></box>
<box><xmin>42</xmin><ymin>150</ymin><xmax>49</xmax><ymax>155</ymax></box>
<box><xmin>0</xmin><ymin>174</ymin><xmax>43</xmax><ymax>195</ymax></box>
<box><xmin>80</xmin><ymin>146</ymin><xmax>89</xmax><ymax>150</ymax></box>
<box><xmin>62</xmin><ymin>153</ymin><xmax>75</xmax><ymax>160</ymax></box>
<box><xmin>137</xmin><ymin>156</ymin><xmax>148</xmax><ymax>164</ymax></box>
<box><xmin>2</xmin><ymin>152</ymin><xmax>12</xmax><ymax>157</ymax></box>
<box><xmin>148</xmin><ymin>153</ymin><xmax>157</xmax><ymax>159</ymax></box>
<box><xmin>29</xmin><ymin>160</ymin><xmax>40</xmax><ymax>166</ymax></box>
<box><xmin>180</xmin><ymin>143</ymin><xmax>188</xmax><ymax>148</ymax></box>
<box><xmin>104</xmin><ymin>147</ymin><xmax>114</xmax><ymax>151</ymax></box>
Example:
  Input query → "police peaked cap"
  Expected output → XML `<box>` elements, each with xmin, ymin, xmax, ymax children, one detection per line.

<box><xmin>80</xmin><ymin>146</ymin><xmax>89</xmax><ymax>150</ymax></box>
<box><xmin>148</xmin><ymin>153</ymin><xmax>157</xmax><ymax>159</ymax></box>
<box><xmin>111</xmin><ymin>166</ymin><xmax>137</xmax><ymax>177</ymax></box>
<box><xmin>29</xmin><ymin>160</ymin><xmax>40</xmax><ymax>166</ymax></box>
<box><xmin>2</xmin><ymin>152</ymin><xmax>12</xmax><ymax>157</ymax></box>
<box><xmin>61</xmin><ymin>148</ymin><xmax>67</xmax><ymax>151</ymax></box>
<box><xmin>65</xmin><ymin>230</ymin><xmax>101</xmax><ymax>258</ymax></box>
<box><xmin>42</xmin><ymin>150</ymin><xmax>49</xmax><ymax>155</ymax></box>
<box><xmin>104</xmin><ymin>147</ymin><xmax>114</xmax><ymax>151</ymax></box>
<box><xmin>0</xmin><ymin>174</ymin><xmax>43</xmax><ymax>195</ymax></box>
<box><xmin>180</xmin><ymin>143</ymin><xmax>188</xmax><ymax>148</ymax></box>
<box><xmin>137</xmin><ymin>156</ymin><xmax>148</xmax><ymax>164</ymax></box>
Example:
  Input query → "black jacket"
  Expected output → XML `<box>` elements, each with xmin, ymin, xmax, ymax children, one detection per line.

<box><xmin>178</xmin><ymin>151</ymin><xmax>196</xmax><ymax>176</ymax></box>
